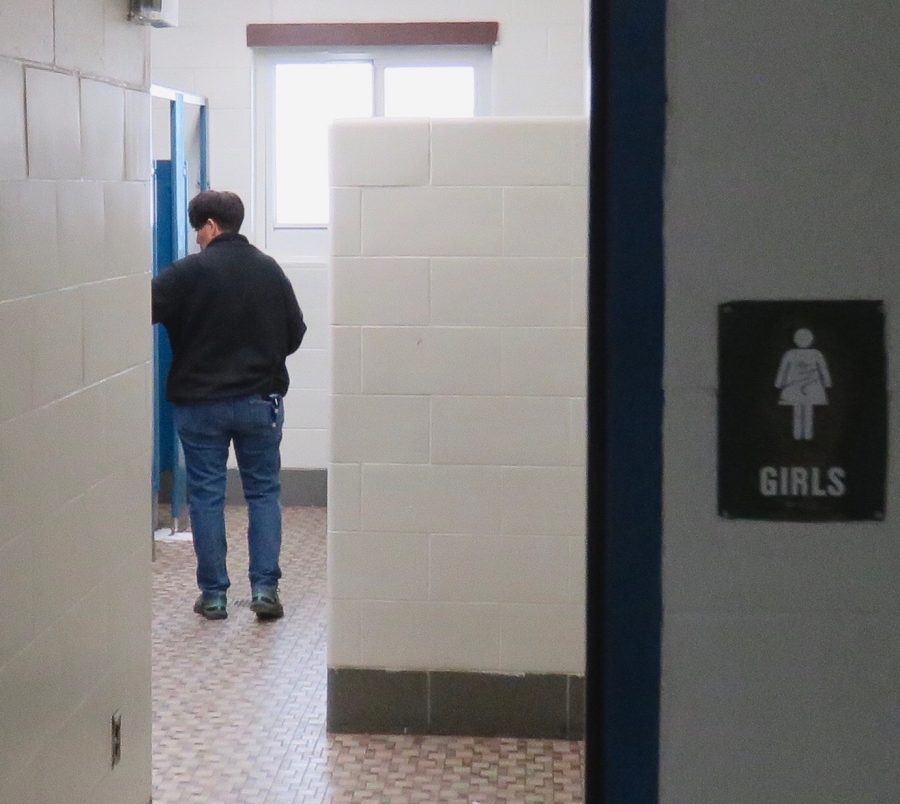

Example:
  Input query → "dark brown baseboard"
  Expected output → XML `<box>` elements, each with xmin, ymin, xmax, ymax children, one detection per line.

<box><xmin>327</xmin><ymin>668</ymin><xmax>584</xmax><ymax>740</ymax></box>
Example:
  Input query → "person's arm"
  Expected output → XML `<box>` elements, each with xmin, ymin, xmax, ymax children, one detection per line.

<box><xmin>151</xmin><ymin>267</ymin><xmax>178</xmax><ymax>326</ymax></box>
<box><xmin>282</xmin><ymin>273</ymin><xmax>306</xmax><ymax>355</ymax></box>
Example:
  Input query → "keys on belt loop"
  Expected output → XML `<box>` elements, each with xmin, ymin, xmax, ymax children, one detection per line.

<box><xmin>267</xmin><ymin>393</ymin><xmax>281</xmax><ymax>427</ymax></box>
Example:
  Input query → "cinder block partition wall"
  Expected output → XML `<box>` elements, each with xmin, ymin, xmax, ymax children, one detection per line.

<box><xmin>0</xmin><ymin>3</ymin><xmax>153</xmax><ymax>802</ymax></box>
<box><xmin>327</xmin><ymin>118</ymin><xmax>587</xmax><ymax>738</ymax></box>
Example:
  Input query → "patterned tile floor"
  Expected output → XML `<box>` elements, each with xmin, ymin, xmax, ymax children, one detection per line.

<box><xmin>152</xmin><ymin>506</ymin><xmax>585</xmax><ymax>803</ymax></box>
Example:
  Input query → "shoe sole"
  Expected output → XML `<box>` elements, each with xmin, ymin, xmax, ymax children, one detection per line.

<box><xmin>193</xmin><ymin>602</ymin><xmax>227</xmax><ymax>620</ymax></box>
<box><xmin>250</xmin><ymin>601</ymin><xmax>284</xmax><ymax>620</ymax></box>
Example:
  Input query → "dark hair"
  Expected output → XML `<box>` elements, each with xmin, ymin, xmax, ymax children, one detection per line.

<box><xmin>188</xmin><ymin>190</ymin><xmax>245</xmax><ymax>233</ymax></box>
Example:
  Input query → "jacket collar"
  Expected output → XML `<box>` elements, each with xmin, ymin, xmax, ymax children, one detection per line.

<box><xmin>207</xmin><ymin>232</ymin><xmax>249</xmax><ymax>248</ymax></box>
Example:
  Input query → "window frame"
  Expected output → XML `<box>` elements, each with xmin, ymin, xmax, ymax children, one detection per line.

<box><xmin>253</xmin><ymin>45</ymin><xmax>493</xmax><ymax>257</ymax></box>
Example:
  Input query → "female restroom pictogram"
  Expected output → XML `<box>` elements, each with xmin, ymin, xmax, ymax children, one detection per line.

<box><xmin>774</xmin><ymin>328</ymin><xmax>832</xmax><ymax>441</ymax></box>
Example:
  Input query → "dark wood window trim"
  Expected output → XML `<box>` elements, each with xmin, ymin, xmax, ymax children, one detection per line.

<box><xmin>246</xmin><ymin>21</ymin><xmax>499</xmax><ymax>48</ymax></box>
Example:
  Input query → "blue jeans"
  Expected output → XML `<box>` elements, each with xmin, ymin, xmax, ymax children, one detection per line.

<box><xmin>173</xmin><ymin>394</ymin><xmax>285</xmax><ymax>595</ymax></box>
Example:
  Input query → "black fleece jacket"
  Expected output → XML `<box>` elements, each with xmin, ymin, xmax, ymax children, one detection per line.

<box><xmin>151</xmin><ymin>233</ymin><xmax>306</xmax><ymax>404</ymax></box>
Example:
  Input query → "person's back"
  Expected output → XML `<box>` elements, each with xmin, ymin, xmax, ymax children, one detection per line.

<box><xmin>151</xmin><ymin>190</ymin><xmax>306</xmax><ymax>622</ymax></box>
<box><xmin>154</xmin><ymin>232</ymin><xmax>304</xmax><ymax>403</ymax></box>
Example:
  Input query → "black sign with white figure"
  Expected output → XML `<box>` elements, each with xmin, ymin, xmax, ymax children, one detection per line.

<box><xmin>718</xmin><ymin>300</ymin><xmax>886</xmax><ymax>521</ymax></box>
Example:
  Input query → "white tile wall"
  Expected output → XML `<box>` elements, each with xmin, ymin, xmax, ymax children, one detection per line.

<box><xmin>568</xmin><ymin>397</ymin><xmax>587</xmax><ymax>466</ymax></box>
<box><xmin>500</xmin><ymin>327</ymin><xmax>586</xmax><ymax>396</ymax></box>
<box><xmin>209</xmin><ymin>146</ymin><xmax>252</xmax><ymax>207</ymax></box>
<box><xmin>0</xmin><ymin>181</ymin><xmax>59</xmax><ymax>300</ymax></box>
<box><xmin>209</xmin><ymin>108</ymin><xmax>252</xmax><ymax>154</ymax></box>
<box><xmin>32</xmin><ymin>289</ymin><xmax>83</xmax><ymax>406</ymax></box>
<box><xmin>102</xmin><ymin>365</ymin><xmax>152</xmax><ymax>479</ymax></box>
<box><xmin>327</xmin><ymin>598</ymin><xmax>361</xmax><ymax>666</ymax></box>
<box><xmin>360</xmin><ymin>464</ymin><xmax>504</xmax><ymax>535</ymax></box>
<box><xmin>430</xmin><ymin>257</ymin><xmax>572</xmax><ymax>327</ymax></box>
<box><xmin>498</xmin><ymin>603</ymin><xmax>585</xmax><ymax>673</ymax></box>
<box><xmin>124</xmin><ymin>90</ymin><xmax>153</xmax><ymax>181</ymax></box>
<box><xmin>82</xmin><ymin>274</ymin><xmax>152</xmax><ymax>382</ymax></box>
<box><xmin>358</xmin><ymin>601</ymin><xmax>435</xmax><ymax>669</ymax></box>
<box><xmin>332</xmin><ymin>259</ymin><xmax>430</xmax><ymax>326</ymax></box>
<box><xmin>284</xmin><ymin>388</ymin><xmax>329</xmax><ymax>430</ymax></box>
<box><xmin>0</xmin><ymin>616</ymin><xmax>65</xmax><ymax>785</ymax></box>
<box><xmin>101</xmin><ymin>0</ymin><xmax>148</xmax><ymax>87</ymax></box>
<box><xmin>330</xmin><ymin>119</ymin><xmax>430</xmax><ymax>187</ymax></box>
<box><xmin>501</xmin><ymin>466</ymin><xmax>586</xmax><ymax>536</ymax></box>
<box><xmin>331</xmin><ymin>395</ymin><xmax>430</xmax><ymax>463</ymax></box>
<box><xmin>362</xmin><ymin>187</ymin><xmax>503</xmax><ymax>257</ymax></box>
<box><xmin>567</xmin><ymin>532</ymin><xmax>587</xmax><ymax>603</ymax></box>
<box><xmin>328</xmin><ymin>531</ymin><xmax>430</xmax><ymax>600</ymax></box>
<box><xmin>192</xmin><ymin>66</ymin><xmax>252</xmax><ymax>110</ymax></box>
<box><xmin>0</xmin><ymin>59</ymin><xmax>26</xmax><ymax>179</ymax></box>
<box><xmin>103</xmin><ymin>181</ymin><xmax>153</xmax><ymax>279</ymax></box>
<box><xmin>429</xmin><ymin>533</ymin><xmax>571</xmax><ymax>604</ymax></box>
<box><xmin>361</xmin><ymin>328</ymin><xmax>502</xmax><ymax>395</ymax></box>
<box><xmin>288</xmin><ymin>347</ymin><xmax>328</xmax><ymax>389</ymax></box>
<box><xmin>330</xmin><ymin>189</ymin><xmax>362</xmax><ymax>258</ymax></box>
<box><xmin>431</xmin><ymin>118</ymin><xmax>586</xmax><ymax>187</ymax></box>
<box><xmin>281</xmin><ymin>260</ymin><xmax>330</xmax><ymax>468</ymax></box>
<box><xmin>280</xmin><ymin>427</ymin><xmax>328</xmax><ymax>469</ymax></box>
<box><xmin>359</xmin><ymin>600</ymin><xmax>503</xmax><ymax>671</ymax></box>
<box><xmin>502</xmin><ymin>186</ymin><xmax>588</xmax><ymax>258</ymax></box>
<box><xmin>426</xmin><ymin>602</ymin><xmax>502</xmax><ymax>670</ymax></box>
<box><xmin>492</xmin><ymin>16</ymin><xmax>586</xmax><ymax>117</ymax></box>
<box><xmin>283</xmin><ymin>264</ymin><xmax>329</xmax><ymax>362</ymax></box>
<box><xmin>54</xmin><ymin>0</ymin><xmax>105</xmax><ymax>74</ymax></box>
<box><xmin>0</xmin><ymin>535</ymin><xmax>34</xmax><ymax>666</ymax></box>
<box><xmin>327</xmin><ymin>462</ymin><xmax>361</xmax><ymax>533</ymax></box>
<box><xmin>80</xmin><ymin>79</ymin><xmax>124</xmax><ymax>180</ymax></box>
<box><xmin>24</xmin><ymin>68</ymin><xmax>81</xmax><ymax>180</ymax></box>
<box><xmin>0</xmin><ymin>0</ymin><xmax>53</xmax><ymax>62</ymax></box>
<box><xmin>58</xmin><ymin>181</ymin><xmax>106</xmax><ymax>286</ymax></box>
<box><xmin>547</xmin><ymin>25</ymin><xmax>586</xmax><ymax>68</ymax></box>
<box><xmin>570</xmin><ymin>258</ymin><xmax>588</xmax><ymax>326</ymax></box>
<box><xmin>331</xmin><ymin>327</ymin><xmax>361</xmax><ymax>394</ymax></box>
<box><xmin>0</xmin><ymin>4</ymin><xmax>152</xmax><ymax>799</ymax></box>
<box><xmin>0</xmin><ymin>408</ymin><xmax>49</xmax><ymax>538</ymax></box>
<box><xmin>430</xmin><ymin>396</ymin><xmax>571</xmax><ymax>465</ymax></box>
<box><xmin>330</xmin><ymin>119</ymin><xmax>587</xmax><ymax>675</ymax></box>
<box><xmin>0</xmin><ymin>297</ymin><xmax>35</xmax><ymax>423</ymax></box>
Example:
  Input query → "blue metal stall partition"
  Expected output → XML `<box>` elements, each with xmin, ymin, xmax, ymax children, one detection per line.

<box><xmin>152</xmin><ymin>87</ymin><xmax>209</xmax><ymax>532</ymax></box>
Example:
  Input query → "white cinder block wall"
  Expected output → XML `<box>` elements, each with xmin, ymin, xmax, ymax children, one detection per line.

<box><xmin>328</xmin><ymin>118</ymin><xmax>587</xmax><ymax>674</ymax></box>
<box><xmin>662</xmin><ymin>2</ymin><xmax>900</xmax><ymax>800</ymax></box>
<box><xmin>150</xmin><ymin>0</ymin><xmax>587</xmax><ymax>470</ymax></box>
<box><xmin>0</xmin><ymin>3</ymin><xmax>153</xmax><ymax>802</ymax></box>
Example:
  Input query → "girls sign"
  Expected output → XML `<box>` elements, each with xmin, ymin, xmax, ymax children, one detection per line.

<box><xmin>718</xmin><ymin>300</ymin><xmax>885</xmax><ymax>521</ymax></box>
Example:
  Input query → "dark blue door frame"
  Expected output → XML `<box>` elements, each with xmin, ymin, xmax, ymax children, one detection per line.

<box><xmin>585</xmin><ymin>1</ymin><xmax>666</xmax><ymax>801</ymax></box>
<box><xmin>152</xmin><ymin>87</ymin><xmax>210</xmax><ymax>531</ymax></box>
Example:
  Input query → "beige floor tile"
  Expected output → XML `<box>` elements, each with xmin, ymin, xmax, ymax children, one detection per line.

<box><xmin>153</xmin><ymin>506</ymin><xmax>584</xmax><ymax>802</ymax></box>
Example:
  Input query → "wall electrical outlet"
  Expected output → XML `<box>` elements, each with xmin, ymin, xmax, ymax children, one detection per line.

<box><xmin>111</xmin><ymin>711</ymin><xmax>122</xmax><ymax>768</ymax></box>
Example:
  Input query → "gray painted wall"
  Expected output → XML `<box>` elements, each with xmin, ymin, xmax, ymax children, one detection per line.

<box><xmin>662</xmin><ymin>2</ymin><xmax>900</xmax><ymax>800</ymax></box>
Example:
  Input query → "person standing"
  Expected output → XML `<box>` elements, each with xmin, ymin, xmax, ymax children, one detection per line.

<box><xmin>152</xmin><ymin>190</ymin><xmax>306</xmax><ymax>621</ymax></box>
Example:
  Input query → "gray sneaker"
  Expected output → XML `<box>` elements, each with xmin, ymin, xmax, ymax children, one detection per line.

<box><xmin>250</xmin><ymin>588</ymin><xmax>284</xmax><ymax>620</ymax></box>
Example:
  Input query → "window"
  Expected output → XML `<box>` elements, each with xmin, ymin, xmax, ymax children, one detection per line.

<box><xmin>274</xmin><ymin>62</ymin><xmax>374</xmax><ymax>227</ymax></box>
<box><xmin>383</xmin><ymin>66</ymin><xmax>476</xmax><ymax>118</ymax></box>
<box><xmin>254</xmin><ymin>44</ymin><xmax>492</xmax><ymax>255</ymax></box>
